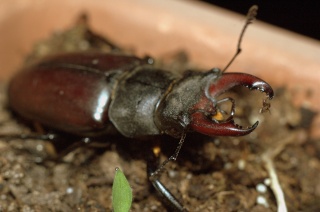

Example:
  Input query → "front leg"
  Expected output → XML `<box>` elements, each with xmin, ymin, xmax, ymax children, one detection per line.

<box><xmin>147</xmin><ymin>144</ymin><xmax>187</xmax><ymax>212</ymax></box>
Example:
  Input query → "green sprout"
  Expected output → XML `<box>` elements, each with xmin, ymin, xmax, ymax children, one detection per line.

<box><xmin>112</xmin><ymin>167</ymin><xmax>132</xmax><ymax>212</ymax></box>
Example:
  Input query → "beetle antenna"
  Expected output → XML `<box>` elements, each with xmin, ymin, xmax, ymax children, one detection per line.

<box><xmin>149</xmin><ymin>131</ymin><xmax>187</xmax><ymax>179</ymax></box>
<box><xmin>222</xmin><ymin>5</ymin><xmax>258</xmax><ymax>73</ymax></box>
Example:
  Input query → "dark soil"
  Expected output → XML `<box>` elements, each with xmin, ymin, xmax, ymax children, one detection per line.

<box><xmin>0</xmin><ymin>17</ymin><xmax>319</xmax><ymax>212</ymax></box>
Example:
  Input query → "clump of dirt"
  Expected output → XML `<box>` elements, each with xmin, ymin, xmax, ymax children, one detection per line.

<box><xmin>0</xmin><ymin>17</ymin><xmax>319</xmax><ymax>212</ymax></box>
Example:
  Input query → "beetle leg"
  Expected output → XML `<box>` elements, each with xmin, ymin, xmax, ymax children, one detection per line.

<box><xmin>0</xmin><ymin>132</ymin><xmax>59</xmax><ymax>141</ymax></box>
<box><xmin>0</xmin><ymin>133</ymin><xmax>95</xmax><ymax>159</ymax></box>
<box><xmin>147</xmin><ymin>139</ymin><xmax>187</xmax><ymax>211</ymax></box>
<box><xmin>0</xmin><ymin>133</ymin><xmax>61</xmax><ymax>159</ymax></box>
<box><xmin>190</xmin><ymin>72</ymin><xmax>274</xmax><ymax>136</ymax></box>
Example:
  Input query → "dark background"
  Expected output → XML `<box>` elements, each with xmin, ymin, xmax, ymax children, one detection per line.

<box><xmin>201</xmin><ymin>1</ymin><xmax>319</xmax><ymax>40</ymax></box>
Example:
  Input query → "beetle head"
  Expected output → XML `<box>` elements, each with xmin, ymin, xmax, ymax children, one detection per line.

<box><xmin>190</xmin><ymin>70</ymin><xmax>274</xmax><ymax>136</ymax></box>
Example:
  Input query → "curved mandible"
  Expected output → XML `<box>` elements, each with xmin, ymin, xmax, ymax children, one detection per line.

<box><xmin>189</xmin><ymin>72</ymin><xmax>274</xmax><ymax>137</ymax></box>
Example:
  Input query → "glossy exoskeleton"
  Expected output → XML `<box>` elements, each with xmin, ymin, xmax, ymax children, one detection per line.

<box><xmin>9</xmin><ymin>52</ymin><xmax>273</xmax><ymax>138</ymax></box>
<box><xmin>8</xmin><ymin>51</ymin><xmax>274</xmax><ymax>210</ymax></box>
<box><xmin>6</xmin><ymin>6</ymin><xmax>274</xmax><ymax>212</ymax></box>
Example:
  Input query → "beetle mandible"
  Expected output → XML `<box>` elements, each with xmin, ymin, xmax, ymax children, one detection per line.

<box><xmin>6</xmin><ymin>5</ymin><xmax>273</xmax><ymax>211</ymax></box>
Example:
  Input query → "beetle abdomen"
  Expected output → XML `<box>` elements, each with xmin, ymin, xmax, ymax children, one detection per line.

<box><xmin>8</xmin><ymin>53</ymin><xmax>147</xmax><ymax>136</ymax></box>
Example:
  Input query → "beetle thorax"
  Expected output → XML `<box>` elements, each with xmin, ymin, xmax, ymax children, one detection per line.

<box><xmin>109</xmin><ymin>66</ymin><xmax>178</xmax><ymax>138</ymax></box>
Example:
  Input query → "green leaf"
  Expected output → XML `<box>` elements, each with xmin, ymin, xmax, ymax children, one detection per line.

<box><xmin>112</xmin><ymin>167</ymin><xmax>132</xmax><ymax>212</ymax></box>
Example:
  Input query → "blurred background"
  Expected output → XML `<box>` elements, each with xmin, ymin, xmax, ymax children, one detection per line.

<box><xmin>201</xmin><ymin>1</ymin><xmax>319</xmax><ymax>40</ymax></box>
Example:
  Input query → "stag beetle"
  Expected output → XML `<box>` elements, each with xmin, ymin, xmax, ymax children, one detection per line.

<box><xmin>5</xmin><ymin>6</ymin><xmax>273</xmax><ymax>211</ymax></box>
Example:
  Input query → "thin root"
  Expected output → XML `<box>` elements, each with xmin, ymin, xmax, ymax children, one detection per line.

<box><xmin>262</xmin><ymin>153</ymin><xmax>287</xmax><ymax>212</ymax></box>
<box><xmin>261</xmin><ymin>131</ymin><xmax>306</xmax><ymax>212</ymax></box>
